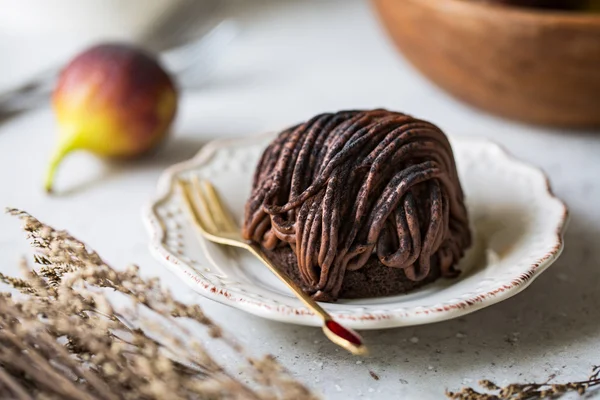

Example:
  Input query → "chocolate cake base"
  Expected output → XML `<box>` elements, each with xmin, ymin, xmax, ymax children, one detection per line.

<box><xmin>263</xmin><ymin>246</ymin><xmax>442</xmax><ymax>301</ymax></box>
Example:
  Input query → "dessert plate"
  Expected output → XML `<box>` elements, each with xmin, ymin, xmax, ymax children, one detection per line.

<box><xmin>143</xmin><ymin>133</ymin><xmax>568</xmax><ymax>329</ymax></box>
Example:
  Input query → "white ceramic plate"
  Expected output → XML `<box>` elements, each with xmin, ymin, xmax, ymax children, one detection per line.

<box><xmin>143</xmin><ymin>133</ymin><xmax>568</xmax><ymax>330</ymax></box>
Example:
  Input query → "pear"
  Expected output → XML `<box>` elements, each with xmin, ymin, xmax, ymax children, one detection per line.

<box><xmin>45</xmin><ymin>43</ymin><xmax>178</xmax><ymax>192</ymax></box>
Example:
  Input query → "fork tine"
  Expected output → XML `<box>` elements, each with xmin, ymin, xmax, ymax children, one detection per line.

<box><xmin>196</xmin><ymin>179</ymin><xmax>228</xmax><ymax>232</ymax></box>
<box><xmin>178</xmin><ymin>179</ymin><xmax>208</xmax><ymax>235</ymax></box>
<box><xmin>178</xmin><ymin>178</ymin><xmax>217</xmax><ymax>235</ymax></box>
<box><xmin>189</xmin><ymin>176</ymin><xmax>219</xmax><ymax>233</ymax></box>
<box><xmin>200</xmin><ymin>180</ymin><xmax>239</xmax><ymax>232</ymax></box>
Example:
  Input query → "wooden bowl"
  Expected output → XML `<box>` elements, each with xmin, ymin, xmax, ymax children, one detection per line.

<box><xmin>372</xmin><ymin>0</ymin><xmax>600</xmax><ymax>128</ymax></box>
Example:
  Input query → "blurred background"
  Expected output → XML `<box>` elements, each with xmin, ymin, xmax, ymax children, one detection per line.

<box><xmin>1</xmin><ymin>0</ymin><xmax>599</xmax><ymax>127</ymax></box>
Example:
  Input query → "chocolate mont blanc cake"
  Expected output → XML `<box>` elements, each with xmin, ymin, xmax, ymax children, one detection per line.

<box><xmin>243</xmin><ymin>109</ymin><xmax>471</xmax><ymax>302</ymax></box>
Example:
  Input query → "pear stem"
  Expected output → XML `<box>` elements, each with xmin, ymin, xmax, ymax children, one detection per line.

<box><xmin>44</xmin><ymin>132</ymin><xmax>78</xmax><ymax>193</ymax></box>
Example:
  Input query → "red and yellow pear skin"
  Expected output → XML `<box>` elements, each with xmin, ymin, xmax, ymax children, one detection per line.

<box><xmin>45</xmin><ymin>43</ymin><xmax>178</xmax><ymax>192</ymax></box>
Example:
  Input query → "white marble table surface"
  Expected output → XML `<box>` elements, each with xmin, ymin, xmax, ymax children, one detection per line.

<box><xmin>1</xmin><ymin>1</ymin><xmax>599</xmax><ymax>399</ymax></box>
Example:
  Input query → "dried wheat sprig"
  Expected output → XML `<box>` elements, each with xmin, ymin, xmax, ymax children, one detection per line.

<box><xmin>1</xmin><ymin>208</ymin><xmax>317</xmax><ymax>400</ymax></box>
<box><xmin>446</xmin><ymin>365</ymin><xmax>600</xmax><ymax>399</ymax></box>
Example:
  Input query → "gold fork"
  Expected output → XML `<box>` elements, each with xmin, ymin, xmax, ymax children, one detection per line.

<box><xmin>177</xmin><ymin>178</ymin><xmax>367</xmax><ymax>356</ymax></box>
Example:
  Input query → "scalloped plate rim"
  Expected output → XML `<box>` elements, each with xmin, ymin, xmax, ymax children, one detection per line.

<box><xmin>142</xmin><ymin>133</ymin><xmax>568</xmax><ymax>330</ymax></box>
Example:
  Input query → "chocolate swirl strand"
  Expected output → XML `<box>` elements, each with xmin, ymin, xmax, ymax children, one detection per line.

<box><xmin>243</xmin><ymin>110</ymin><xmax>471</xmax><ymax>300</ymax></box>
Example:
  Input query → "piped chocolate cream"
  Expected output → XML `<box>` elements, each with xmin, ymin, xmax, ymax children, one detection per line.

<box><xmin>243</xmin><ymin>110</ymin><xmax>471</xmax><ymax>301</ymax></box>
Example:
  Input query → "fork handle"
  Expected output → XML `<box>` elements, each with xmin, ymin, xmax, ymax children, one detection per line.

<box><xmin>0</xmin><ymin>68</ymin><xmax>57</xmax><ymax>114</ymax></box>
<box><xmin>247</xmin><ymin>243</ymin><xmax>332</xmax><ymax>322</ymax></box>
<box><xmin>0</xmin><ymin>22</ymin><xmax>236</xmax><ymax>118</ymax></box>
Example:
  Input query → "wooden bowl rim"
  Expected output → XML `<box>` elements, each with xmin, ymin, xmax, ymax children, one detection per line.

<box><xmin>407</xmin><ymin>0</ymin><xmax>600</xmax><ymax>26</ymax></box>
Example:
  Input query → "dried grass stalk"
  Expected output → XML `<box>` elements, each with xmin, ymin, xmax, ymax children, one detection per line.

<box><xmin>1</xmin><ymin>208</ymin><xmax>317</xmax><ymax>400</ymax></box>
<box><xmin>446</xmin><ymin>364</ymin><xmax>600</xmax><ymax>399</ymax></box>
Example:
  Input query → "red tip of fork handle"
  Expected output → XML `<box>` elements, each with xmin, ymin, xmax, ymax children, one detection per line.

<box><xmin>325</xmin><ymin>320</ymin><xmax>363</xmax><ymax>346</ymax></box>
